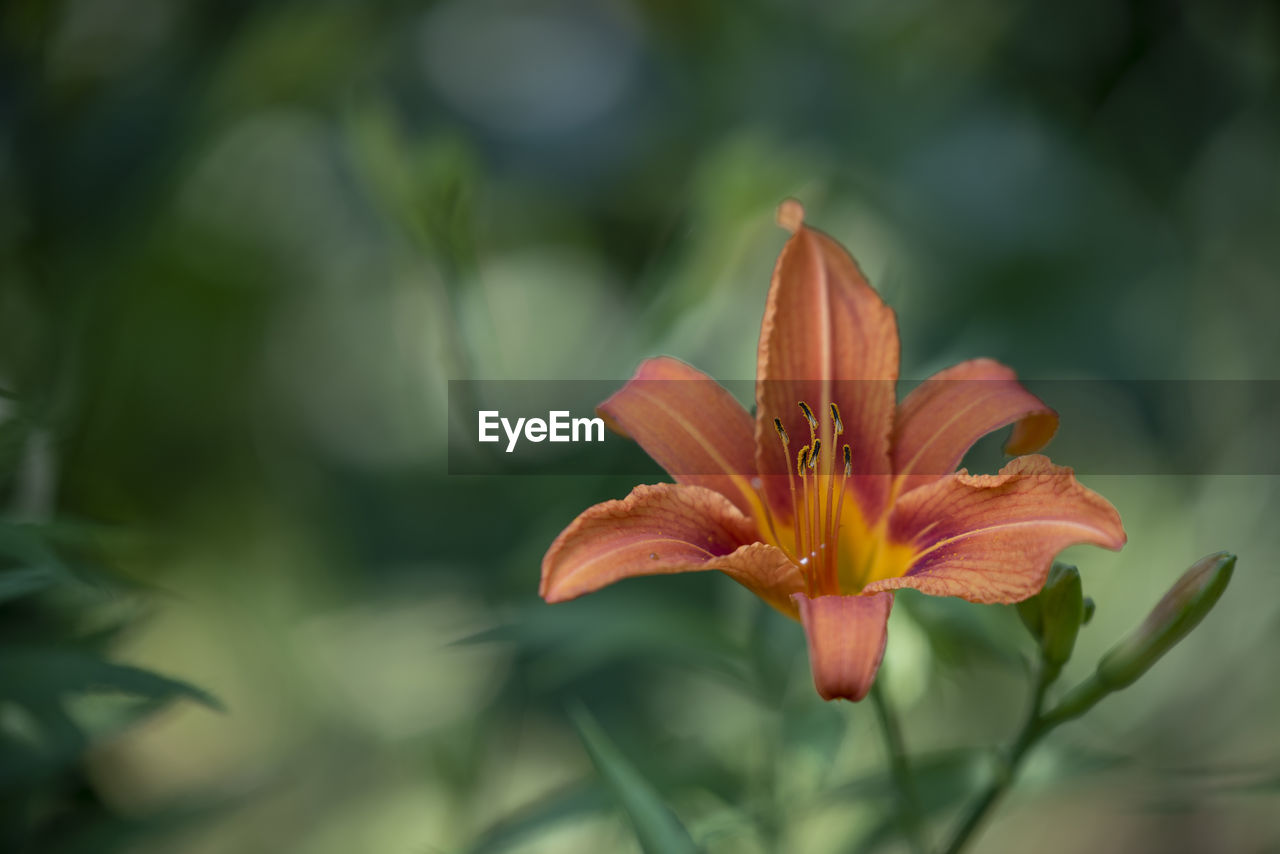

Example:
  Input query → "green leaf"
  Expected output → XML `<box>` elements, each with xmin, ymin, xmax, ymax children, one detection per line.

<box><xmin>0</xmin><ymin>648</ymin><xmax>224</xmax><ymax>713</ymax></box>
<box><xmin>460</xmin><ymin>599</ymin><xmax>752</xmax><ymax>694</ymax></box>
<box><xmin>848</xmin><ymin>750</ymin><xmax>991</xmax><ymax>852</ymax></box>
<box><xmin>465</xmin><ymin>781</ymin><xmax>610</xmax><ymax>854</ymax></box>
<box><xmin>817</xmin><ymin>749</ymin><xmax>988</xmax><ymax>808</ymax></box>
<box><xmin>0</xmin><ymin>566</ymin><xmax>57</xmax><ymax>604</ymax></box>
<box><xmin>568</xmin><ymin>704</ymin><xmax>699</xmax><ymax>854</ymax></box>
<box><xmin>0</xmin><ymin>520</ymin><xmax>72</xmax><ymax>577</ymax></box>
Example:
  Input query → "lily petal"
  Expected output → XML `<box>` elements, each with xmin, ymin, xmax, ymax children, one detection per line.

<box><xmin>600</xmin><ymin>357</ymin><xmax>760</xmax><ymax>516</ymax></box>
<box><xmin>541</xmin><ymin>483</ymin><xmax>804</xmax><ymax>616</ymax></box>
<box><xmin>892</xmin><ymin>358</ymin><xmax>1058</xmax><ymax>494</ymax></box>
<box><xmin>793</xmin><ymin>591</ymin><xmax>893</xmax><ymax>701</ymax></box>
<box><xmin>755</xmin><ymin>205</ymin><xmax>900</xmax><ymax>521</ymax></box>
<box><xmin>867</xmin><ymin>455</ymin><xmax>1126</xmax><ymax>603</ymax></box>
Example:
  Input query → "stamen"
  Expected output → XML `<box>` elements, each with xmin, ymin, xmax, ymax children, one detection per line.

<box><xmin>784</xmin><ymin>404</ymin><xmax>850</xmax><ymax>594</ymax></box>
<box><xmin>798</xmin><ymin>401</ymin><xmax>817</xmax><ymax>430</ymax></box>
<box><xmin>798</xmin><ymin>400</ymin><xmax>818</xmax><ymax>448</ymax></box>
<box><xmin>777</xmin><ymin>417</ymin><xmax>802</xmax><ymax>561</ymax></box>
<box><xmin>843</xmin><ymin>443</ymin><xmax>852</xmax><ymax>476</ymax></box>
<box><xmin>822</xmin><ymin>405</ymin><xmax>840</xmax><ymax>580</ymax></box>
<box><xmin>773</xmin><ymin>417</ymin><xmax>789</xmax><ymax>446</ymax></box>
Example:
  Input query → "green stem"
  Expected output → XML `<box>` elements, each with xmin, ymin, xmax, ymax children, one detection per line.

<box><xmin>869</xmin><ymin>682</ymin><xmax>928</xmax><ymax>854</ymax></box>
<box><xmin>939</xmin><ymin>719</ymin><xmax>1044</xmax><ymax>854</ymax></box>
<box><xmin>941</xmin><ymin>671</ymin><xmax>1115</xmax><ymax>854</ymax></box>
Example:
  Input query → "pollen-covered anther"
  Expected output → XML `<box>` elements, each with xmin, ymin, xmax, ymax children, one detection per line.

<box><xmin>842</xmin><ymin>443</ymin><xmax>852</xmax><ymax>477</ymax></box>
<box><xmin>809</xmin><ymin>440</ymin><xmax>821</xmax><ymax>469</ymax></box>
<box><xmin>774</xmin><ymin>417</ymin><xmax>789</xmax><ymax>446</ymax></box>
<box><xmin>829</xmin><ymin>402</ymin><xmax>843</xmax><ymax>436</ymax></box>
<box><xmin>798</xmin><ymin>401</ymin><xmax>818</xmax><ymax>430</ymax></box>
<box><xmin>798</xmin><ymin>400</ymin><xmax>819</xmax><ymax>449</ymax></box>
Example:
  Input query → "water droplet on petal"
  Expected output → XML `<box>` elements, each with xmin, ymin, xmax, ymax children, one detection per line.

<box><xmin>798</xmin><ymin>557</ymin><xmax>810</xmax><ymax>566</ymax></box>
<box><xmin>649</xmin><ymin>552</ymin><xmax>658</xmax><ymax>560</ymax></box>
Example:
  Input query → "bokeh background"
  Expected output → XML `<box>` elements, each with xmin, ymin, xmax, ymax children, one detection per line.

<box><xmin>2</xmin><ymin>0</ymin><xmax>1279</xmax><ymax>852</ymax></box>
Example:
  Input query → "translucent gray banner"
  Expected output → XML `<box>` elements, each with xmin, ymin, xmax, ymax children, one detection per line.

<box><xmin>447</xmin><ymin>380</ymin><xmax>1279</xmax><ymax>476</ymax></box>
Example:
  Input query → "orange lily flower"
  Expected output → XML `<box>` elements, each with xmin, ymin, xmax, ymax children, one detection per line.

<box><xmin>540</xmin><ymin>201</ymin><xmax>1126</xmax><ymax>702</ymax></box>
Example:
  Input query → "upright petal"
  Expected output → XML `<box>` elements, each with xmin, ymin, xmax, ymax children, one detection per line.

<box><xmin>892</xmin><ymin>358</ymin><xmax>1058</xmax><ymax>495</ymax></box>
<box><xmin>793</xmin><ymin>592</ymin><xmax>893</xmax><ymax>701</ymax></box>
<box><xmin>866</xmin><ymin>455</ymin><xmax>1126</xmax><ymax>603</ymax></box>
<box><xmin>755</xmin><ymin>203</ymin><xmax>900</xmax><ymax>522</ymax></box>
<box><xmin>541</xmin><ymin>483</ymin><xmax>804</xmax><ymax>616</ymax></box>
<box><xmin>600</xmin><ymin>357</ymin><xmax>761</xmax><ymax>516</ymax></box>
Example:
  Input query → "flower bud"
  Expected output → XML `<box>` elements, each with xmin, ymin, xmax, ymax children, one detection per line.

<box><xmin>1018</xmin><ymin>564</ymin><xmax>1086</xmax><ymax>676</ymax></box>
<box><xmin>1016</xmin><ymin>594</ymin><xmax>1044</xmax><ymax>640</ymax></box>
<box><xmin>1013</xmin><ymin>563</ymin><xmax>1085</xmax><ymax>650</ymax></box>
<box><xmin>1097</xmin><ymin>552</ymin><xmax>1235</xmax><ymax>690</ymax></box>
<box><xmin>1018</xmin><ymin>563</ymin><xmax>1069</xmax><ymax>638</ymax></box>
<box><xmin>1038</xmin><ymin>564</ymin><xmax>1085</xmax><ymax>668</ymax></box>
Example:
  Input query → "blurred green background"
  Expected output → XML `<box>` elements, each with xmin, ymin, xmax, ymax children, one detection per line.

<box><xmin>2</xmin><ymin>0</ymin><xmax>1278</xmax><ymax>852</ymax></box>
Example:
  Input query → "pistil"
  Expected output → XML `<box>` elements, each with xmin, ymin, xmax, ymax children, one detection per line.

<box><xmin>823</xmin><ymin>403</ymin><xmax>843</xmax><ymax>584</ymax></box>
<box><xmin>796</xmin><ymin>444</ymin><xmax>813</xmax><ymax>593</ymax></box>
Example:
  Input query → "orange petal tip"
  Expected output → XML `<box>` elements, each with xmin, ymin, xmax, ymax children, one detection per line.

<box><xmin>776</xmin><ymin>198</ymin><xmax>805</xmax><ymax>233</ymax></box>
<box><xmin>794</xmin><ymin>592</ymin><xmax>893</xmax><ymax>702</ymax></box>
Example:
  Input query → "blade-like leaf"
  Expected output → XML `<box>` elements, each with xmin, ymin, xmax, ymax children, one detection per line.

<box><xmin>0</xmin><ymin>566</ymin><xmax>57</xmax><ymax>604</ymax></box>
<box><xmin>0</xmin><ymin>521</ymin><xmax>72</xmax><ymax>579</ymax></box>
<box><xmin>568</xmin><ymin>704</ymin><xmax>699</xmax><ymax>854</ymax></box>
<box><xmin>832</xmin><ymin>750</ymin><xmax>990</xmax><ymax>853</ymax></box>
<box><xmin>466</xmin><ymin>781</ymin><xmax>610</xmax><ymax>854</ymax></box>
<box><xmin>0</xmin><ymin>648</ymin><xmax>224</xmax><ymax>712</ymax></box>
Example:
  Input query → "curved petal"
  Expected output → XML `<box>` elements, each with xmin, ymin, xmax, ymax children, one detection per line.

<box><xmin>793</xmin><ymin>591</ymin><xmax>893</xmax><ymax>701</ymax></box>
<box><xmin>891</xmin><ymin>358</ymin><xmax>1058</xmax><ymax>495</ymax></box>
<box><xmin>600</xmin><ymin>357</ymin><xmax>761</xmax><ymax>516</ymax></box>
<box><xmin>754</xmin><ymin>203</ymin><xmax>900</xmax><ymax>523</ymax></box>
<box><xmin>867</xmin><ymin>455</ymin><xmax>1126</xmax><ymax>603</ymax></box>
<box><xmin>541</xmin><ymin>483</ymin><xmax>804</xmax><ymax>616</ymax></box>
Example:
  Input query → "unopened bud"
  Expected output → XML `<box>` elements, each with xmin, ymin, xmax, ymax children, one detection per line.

<box><xmin>1039</xmin><ymin>564</ymin><xmax>1085</xmax><ymax>668</ymax></box>
<box><xmin>1016</xmin><ymin>592</ymin><xmax>1044</xmax><ymax>639</ymax></box>
<box><xmin>1018</xmin><ymin>563</ymin><xmax>1084</xmax><ymax>670</ymax></box>
<box><xmin>1097</xmin><ymin>552</ymin><xmax>1235</xmax><ymax>690</ymax></box>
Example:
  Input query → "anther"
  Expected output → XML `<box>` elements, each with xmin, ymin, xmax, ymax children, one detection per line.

<box><xmin>797</xmin><ymin>445</ymin><xmax>809</xmax><ymax>473</ymax></box>
<box><xmin>843</xmin><ymin>443</ymin><xmax>852</xmax><ymax>477</ymax></box>
<box><xmin>773</xmin><ymin>417</ymin><xmax>789</xmax><ymax>445</ymax></box>
<box><xmin>809</xmin><ymin>439</ymin><xmax>821</xmax><ymax>468</ymax></box>
<box><xmin>798</xmin><ymin>401</ymin><xmax>818</xmax><ymax>430</ymax></box>
<box><xmin>829</xmin><ymin>402</ymin><xmax>844</xmax><ymax>436</ymax></box>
